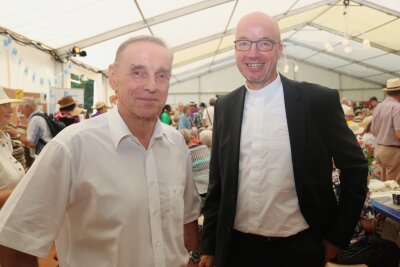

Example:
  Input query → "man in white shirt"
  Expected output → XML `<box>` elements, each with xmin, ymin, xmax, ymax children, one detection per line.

<box><xmin>7</xmin><ymin>97</ymin><xmax>53</xmax><ymax>157</ymax></box>
<box><xmin>200</xmin><ymin>12</ymin><xmax>367</xmax><ymax>267</ymax></box>
<box><xmin>202</xmin><ymin>98</ymin><xmax>215</xmax><ymax>128</ymax></box>
<box><xmin>0</xmin><ymin>36</ymin><xmax>201</xmax><ymax>267</ymax></box>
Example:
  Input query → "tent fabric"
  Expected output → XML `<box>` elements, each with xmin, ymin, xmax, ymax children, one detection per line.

<box><xmin>0</xmin><ymin>0</ymin><xmax>399</xmax><ymax>85</ymax></box>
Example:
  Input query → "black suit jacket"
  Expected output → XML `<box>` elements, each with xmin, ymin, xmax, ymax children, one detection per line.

<box><xmin>201</xmin><ymin>75</ymin><xmax>368</xmax><ymax>267</ymax></box>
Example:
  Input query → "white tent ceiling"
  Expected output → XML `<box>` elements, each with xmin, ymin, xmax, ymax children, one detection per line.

<box><xmin>1</xmin><ymin>0</ymin><xmax>399</xmax><ymax>86</ymax></box>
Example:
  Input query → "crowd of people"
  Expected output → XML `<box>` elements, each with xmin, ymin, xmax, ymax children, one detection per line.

<box><xmin>0</xmin><ymin>10</ymin><xmax>399</xmax><ymax>267</ymax></box>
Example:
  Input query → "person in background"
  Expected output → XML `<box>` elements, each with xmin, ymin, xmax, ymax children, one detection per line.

<box><xmin>6</xmin><ymin>97</ymin><xmax>52</xmax><ymax>157</ymax></box>
<box><xmin>160</xmin><ymin>104</ymin><xmax>172</xmax><ymax>125</ymax></box>
<box><xmin>91</xmin><ymin>101</ymin><xmax>108</xmax><ymax>117</ymax></box>
<box><xmin>202</xmin><ymin>98</ymin><xmax>215</xmax><ymax>129</ymax></box>
<box><xmin>199</xmin><ymin>129</ymin><xmax>212</xmax><ymax>152</ymax></box>
<box><xmin>179</xmin><ymin>128</ymin><xmax>210</xmax><ymax>211</ymax></box>
<box><xmin>108</xmin><ymin>94</ymin><xmax>118</xmax><ymax>109</ymax></box>
<box><xmin>200</xmin><ymin>12</ymin><xmax>367</xmax><ymax>267</ymax></box>
<box><xmin>178</xmin><ymin>105</ymin><xmax>192</xmax><ymax>130</ymax></box>
<box><xmin>341</xmin><ymin>97</ymin><xmax>354</xmax><ymax>122</ymax></box>
<box><xmin>54</xmin><ymin>96</ymin><xmax>83</xmax><ymax>126</ymax></box>
<box><xmin>330</xmin><ymin>169</ymin><xmax>399</xmax><ymax>267</ymax></box>
<box><xmin>0</xmin><ymin>36</ymin><xmax>201</xmax><ymax>267</ymax></box>
<box><xmin>371</xmin><ymin>78</ymin><xmax>400</xmax><ymax>182</ymax></box>
<box><xmin>189</xmin><ymin>102</ymin><xmax>202</xmax><ymax>129</ymax></box>
<box><xmin>368</xmin><ymin>96</ymin><xmax>379</xmax><ymax>115</ymax></box>
<box><xmin>0</xmin><ymin>87</ymin><xmax>38</xmax><ymax>267</ymax></box>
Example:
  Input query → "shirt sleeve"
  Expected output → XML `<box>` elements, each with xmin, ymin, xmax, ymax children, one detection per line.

<box><xmin>26</xmin><ymin>117</ymin><xmax>44</xmax><ymax>145</ymax></box>
<box><xmin>393</xmin><ymin>105</ymin><xmax>400</xmax><ymax>131</ymax></box>
<box><xmin>0</xmin><ymin>141</ymin><xmax>72</xmax><ymax>257</ymax></box>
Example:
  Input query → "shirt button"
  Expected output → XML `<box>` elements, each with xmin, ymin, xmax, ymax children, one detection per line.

<box><xmin>156</xmin><ymin>240</ymin><xmax>161</xmax><ymax>247</ymax></box>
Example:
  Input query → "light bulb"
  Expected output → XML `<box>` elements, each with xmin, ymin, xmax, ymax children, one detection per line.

<box><xmin>363</xmin><ymin>39</ymin><xmax>370</xmax><ymax>49</ymax></box>
<box><xmin>324</xmin><ymin>42</ymin><xmax>333</xmax><ymax>52</ymax></box>
<box><xmin>344</xmin><ymin>46</ymin><xmax>352</xmax><ymax>53</ymax></box>
<box><xmin>294</xmin><ymin>64</ymin><xmax>299</xmax><ymax>72</ymax></box>
<box><xmin>283</xmin><ymin>64</ymin><xmax>289</xmax><ymax>73</ymax></box>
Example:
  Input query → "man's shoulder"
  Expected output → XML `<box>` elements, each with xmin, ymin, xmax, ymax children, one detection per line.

<box><xmin>160</xmin><ymin>123</ymin><xmax>188</xmax><ymax>148</ymax></box>
<box><xmin>285</xmin><ymin>77</ymin><xmax>337</xmax><ymax>96</ymax></box>
<box><xmin>55</xmin><ymin>115</ymin><xmax>109</xmax><ymax>143</ymax></box>
<box><xmin>218</xmin><ymin>85</ymin><xmax>246</xmax><ymax>104</ymax></box>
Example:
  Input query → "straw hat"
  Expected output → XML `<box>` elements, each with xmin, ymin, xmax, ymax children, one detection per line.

<box><xmin>70</xmin><ymin>106</ymin><xmax>84</xmax><ymax>116</ymax></box>
<box><xmin>0</xmin><ymin>86</ymin><xmax>22</xmax><ymax>105</ymax></box>
<box><xmin>91</xmin><ymin>101</ymin><xmax>107</xmax><ymax>110</ymax></box>
<box><xmin>382</xmin><ymin>78</ymin><xmax>400</xmax><ymax>92</ymax></box>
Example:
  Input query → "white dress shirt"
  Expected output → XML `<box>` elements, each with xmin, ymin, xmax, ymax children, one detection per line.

<box><xmin>0</xmin><ymin>130</ymin><xmax>24</xmax><ymax>190</ymax></box>
<box><xmin>0</xmin><ymin>108</ymin><xmax>200</xmax><ymax>267</ymax></box>
<box><xmin>234</xmin><ymin>75</ymin><xmax>309</xmax><ymax>237</ymax></box>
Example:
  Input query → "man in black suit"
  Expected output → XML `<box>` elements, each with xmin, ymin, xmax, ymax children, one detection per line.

<box><xmin>200</xmin><ymin>11</ymin><xmax>368</xmax><ymax>267</ymax></box>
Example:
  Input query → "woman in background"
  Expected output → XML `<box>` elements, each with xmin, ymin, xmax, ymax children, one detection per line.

<box><xmin>160</xmin><ymin>104</ymin><xmax>172</xmax><ymax>125</ymax></box>
<box><xmin>0</xmin><ymin>87</ymin><xmax>38</xmax><ymax>266</ymax></box>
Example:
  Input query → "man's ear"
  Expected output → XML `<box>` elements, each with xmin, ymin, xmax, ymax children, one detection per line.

<box><xmin>108</xmin><ymin>64</ymin><xmax>117</xmax><ymax>90</ymax></box>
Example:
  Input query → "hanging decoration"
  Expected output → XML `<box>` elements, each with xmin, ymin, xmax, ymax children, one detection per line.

<box><xmin>1</xmin><ymin>34</ymin><xmax>72</xmax><ymax>89</ymax></box>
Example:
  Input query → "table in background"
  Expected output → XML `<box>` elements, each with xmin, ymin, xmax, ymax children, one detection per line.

<box><xmin>371</xmin><ymin>195</ymin><xmax>400</xmax><ymax>223</ymax></box>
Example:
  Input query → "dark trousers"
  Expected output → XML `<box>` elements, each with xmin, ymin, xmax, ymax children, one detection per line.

<box><xmin>227</xmin><ymin>228</ymin><xmax>324</xmax><ymax>267</ymax></box>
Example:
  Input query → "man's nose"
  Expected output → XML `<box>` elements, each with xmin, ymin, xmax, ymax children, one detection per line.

<box><xmin>144</xmin><ymin>75</ymin><xmax>157</xmax><ymax>92</ymax></box>
<box><xmin>247</xmin><ymin>42</ymin><xmax>260</xmax><ymax>56</ymax></box>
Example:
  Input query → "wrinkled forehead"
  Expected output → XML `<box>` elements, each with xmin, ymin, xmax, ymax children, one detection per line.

<box><xmin>118</xmin><ymin>41</ymin><xmax>172</xmax><ymax>63</ymax></box>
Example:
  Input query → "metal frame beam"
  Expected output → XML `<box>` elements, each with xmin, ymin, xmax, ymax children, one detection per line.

<box><xmin>55</xmin><ymin>0</ymin><xmax>235</xmax><ymax>55</ymax></box>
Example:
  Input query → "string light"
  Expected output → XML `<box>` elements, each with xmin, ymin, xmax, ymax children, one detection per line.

<box><xmin>324</xmin><ymin>42</ymin><xmax>334</xmax><ymax>52</ymax></box>
<box><xmin>294</xmin><ymin>63</ymin><xmax>299</xmax><ymax>73</ymax></box>
<box><xmin>283</xmin><ymin>46</ymin><xmax>289</xmax><ymax>73</ymax></box>
<box><xmin>362</xmin><ymin>39</ymin><xmax>371</xmax><ymax>49</ymax></box>
<box><xmin>282</xmin><ymin>46</ymin><xmax>300</xmax><ymax>73</ymax></box>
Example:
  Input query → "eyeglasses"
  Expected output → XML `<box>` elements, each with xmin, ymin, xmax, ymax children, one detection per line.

<box><xmin>234</xmin><ymin>39</ymin><xmax>278</xmax><ymax>52</ymax></box>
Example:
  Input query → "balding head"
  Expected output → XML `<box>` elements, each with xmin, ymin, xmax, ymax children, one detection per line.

<box><xmin>236</xmin><ymin>12</ymin><xmax>281</xmax><ymax>43</ymax></box>
<box><xmin>234</xmin><ymin>12</ymin><xmax>283</xmax><ymax>90</ymax></box>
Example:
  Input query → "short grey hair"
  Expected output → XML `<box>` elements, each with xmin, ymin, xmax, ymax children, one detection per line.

<box><xmin>179</xmin><ymin>129</ymin><xmax>192</xmax><ymax>145</ymax></box>
<box><xmin>22</xmin><ymin>97</ymin><xmax>36</xmax><ymax>108</ymax></box>
<box><xmin>113</xmin><ymin>35</ymin><xmax>173</xmax><ymax>65</ymax></box>
<box><xmin>199</xmin><ymin>129</ymin><xmax>212</xmax><ymax>148</ymax></box>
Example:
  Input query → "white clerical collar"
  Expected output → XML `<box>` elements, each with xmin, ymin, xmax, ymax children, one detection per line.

<box><xmin>245</xmin><ymin>74</ymin><xmax>282</xmax><ymax>96</ymax></box>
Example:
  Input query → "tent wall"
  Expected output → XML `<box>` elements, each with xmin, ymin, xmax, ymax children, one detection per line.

<box><xmin>168</xmin><ymin>60</ymin><xmax>385</xmax><ymax>106</ymax></box>
<box><xmin>2</xmin><ymin>35</ymin><xmax>385</xmax><ymax>108</ymax></box>
<box><xmin>0</xmin><ymin>35</ymin><xmax>106</xmax><ymax>104</ymax></box>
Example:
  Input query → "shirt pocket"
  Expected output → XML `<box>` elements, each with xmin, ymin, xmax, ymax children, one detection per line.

<box><xmin>169</xmin><ymin>185</ymin><xmax>184</xmax><ymax>237</ymax></box>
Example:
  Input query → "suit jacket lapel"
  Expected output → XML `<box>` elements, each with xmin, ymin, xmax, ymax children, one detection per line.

<box><xmin>229</xmin><ymin>86</ymin><xmax>246</xmax><ymax>193</ymax></box>
<box><xmin>281</xmin><ymin>75</ymin><xmax>306</xmax><ymax>187</ymax></box>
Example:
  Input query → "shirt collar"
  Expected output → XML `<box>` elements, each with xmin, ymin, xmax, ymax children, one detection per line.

<box><xmin>245</xmin><ymin>74</ymin><xmax>282</xmax><ymax>95</ymax></box>
<box><xmin>107</xmin><ymin>107</ymin><xmax>175</xmax><ymax>149</ymax></box>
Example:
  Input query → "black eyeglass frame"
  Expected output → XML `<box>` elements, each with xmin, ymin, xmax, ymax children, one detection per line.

<box><xmin>234</xmin><ymin>39</ymin><xmax>279</xmax><ymax>52</ymax></box>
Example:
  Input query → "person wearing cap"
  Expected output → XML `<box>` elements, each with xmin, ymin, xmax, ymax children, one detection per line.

<box><xmin>0</xmin><ymin>36</ymin><xmax>200</xmax><ymax>267</ymax></box>
<box><xmin>91</xmin><ymin>100</ymin><xmax>108</xmax><ymax>117</ymax></box>
<box><xmin>0</xmin><ymin>87</ymin><xmax>38</xmax><ymax>266</ymax></box>
<box><xmin>54</xmin><ymin>95</ymin><xmax>83</xmax><ymax>126</ymax></box>
<box><xmin>371</xmin><ymin>78</ymin><xmax>400</xmax><ymax>182</ymax></box>
<box><xmin>6</xmin><ymin>97</ymin><xmax>53</xmax><ymax>157</ymax></box>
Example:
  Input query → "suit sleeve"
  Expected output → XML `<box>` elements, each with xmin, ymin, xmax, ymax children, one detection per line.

<box><xmin>321</xmin><ymin>90</ymin><xmax>368</xmax><ymax>247</ymax></box>
<box><xmin>201</xmin><ymin>99</ymin><xmax>221</xmax><ymax>255</ymax></box>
